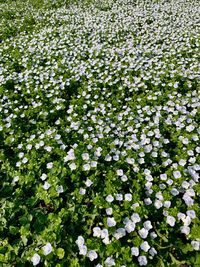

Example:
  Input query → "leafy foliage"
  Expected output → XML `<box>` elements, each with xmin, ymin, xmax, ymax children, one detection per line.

<box><xmin>0</xmin><ymin>0</ymin><xmax>200</xmax><ymax>266</ymax></box>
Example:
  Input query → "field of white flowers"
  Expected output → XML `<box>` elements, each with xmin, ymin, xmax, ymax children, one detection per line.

<box><xmin>0</xmin><ymin>0</ymin><xmax>200</xmax><ymax>266</ymax></box>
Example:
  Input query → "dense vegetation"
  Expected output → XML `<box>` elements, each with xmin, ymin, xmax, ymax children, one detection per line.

<box><xmin>0</xmin><ymin>0</ymin><xmax>200</xmax><ymax>266</ymax></box>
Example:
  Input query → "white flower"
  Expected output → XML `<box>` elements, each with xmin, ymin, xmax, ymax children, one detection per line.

<box><xmin>106</xmin><ymin>195</ymin><xmax>114</xmax><ymax>203</ymax></box>
<box><xmin>31</xmin><ymin>253</ymin><xmax>40</xmax><ymax>266</ymax></box>
<box><xmin>56</xmin><ymin>185</ymin><xmax>64</xmax><ymax>193</ymax></box>
<box><xmin>149</xmin><ymin>247</ymin><xmax>157</xmax><ymax>257</ymax></box>
<box><xmin>164</xmin><ymin>201</ymin><xmax>171</xmax><ymax>208</ymax></box>
<box><xmin>43</xmin><ymin>182</ymin><xmax>51</xmax><ymax>190</ymax></box>
<box><xmin>183</xmin><ymin>193</ymin><xmax>194</xmax><ymax>206</ymax></box>
<box><xmin>106</xmin><ymin>208</ymin><xmax>113</xmax><ymax>215</ymax></box>
<box><xmin>150</xmin><ymin>232</ymin><xmax>157</xmax><ymax>239</ymax></box>
<box><xmin>79</xmin><ymin>188</ymin><xmax>86</xmax><ymax>195</ymax></box>
<box><xmin>69</xmin><ymin>163</ymin><xmax>76</xmax><ymax>170</ymax></box>
<box><xmin>160</xmin><ymin>183</ymin><xmax>166</xmax><ymax>189</ymax></box>
<box><xmin>121</xmin><ymin>175</ymin><xmax>128</xmax><ymax>182</ymax></box>
<box><xmin>180</xmin><ymin>226</ymin><xmax>190</xmax><ymax>235</ymax></box>
<box><xmin>79</xmin><ymin>245</ymin><xmax>87</xmax><ymax>255</ymax></box>
<box><xmin>182</xmin><ymin>216</ymin><xmax>192</xmax><ymax>226</ymax></box>
<box><xmin>87</xmin><ymin>144</ymin><xmax>93</xmax><ymax>150</ymax></box>
<box><xmin>16</xmin><ymin>161</ymin><xmax>21</xmax><ymax>167</ymax></box>
<box><xmin>115</xmin><ymin>194</ymin><xmax>123</xmax><ymax>201</ymax></box>
<box><xmin>138</xmin><ymin>228</ymin><xmax>148</xmax><ymax>239</ymax></box>
<box><xmin>105</xmin><ymin>155</ymin><xmax>112</xmax><ymax>161</ymax></box>
<box><xmin>114</xmin><ymin>228</ymin><xmax>126</xmax><ymax>239</ymax></box>
<box><xmin>116</xmin><ymin>169</ymin><xmax>123</xmax><ymax>176</ymax></box>
<box><xmin>107</xmin><ymin>217</ymin><xmax>116</xmax><ymax>227</ymax></box>
<box><xmin>91</xmin><ymin>161</ymin><xmax>97</xmax><ymax>167</ymax></box>
<box><xmin>140</xmin><ymin>241</ymin><xmax>150</xmax><ymax>252</ymax></box>
<box><xmin>85</xmin><ymin>179</ymin><xmax>93</xmax><ymax>187</ymax></box>
<box><xmin>156</xmin><ymin>192</ymin><xmax>163</xmax><ymax>200</ymax></box>
<box><xmin>27</xmin><ymin>144</ymin><xmax>32</xmax><ymax>150</ymax></box>
<box><xmin>186</xmin><ymin>125</ymin><xmax>195</xmax><ymax>132</ymax></box>
<box><xmin>191</xmin><ymin>241</ymin><xmax>200</xmax><ymax>250</ymax></box>
<box><xmin>174</xmin><ymin>82</ymin><xmax>179</xmax><ymax>88</ymax></box>
<box><xmin>186</xmin><ymin>210</ymin><xmax>196</xmax><ymax>219</ymax></box>
<box><xmin>47</xmin><ymin>162</ymin><xmax>53</xmax><ymax>169</ymax></box>
<box><xmin>166</xmin><ymin>216</ymin><xmax>176</xmax><ymax>227</ymax></box>
<box><xmin>143</xmin><ymin>220</ymin><xmax>153</xmax><ymax>230</ymax></box>
<box><xmin>171</xmin><ymin>188</ymin><xmax>179</xmax><ymax>196</ymax></box>
<box><xmin>167</xmin><ymin>179</ymin><xmax>173</xmax><ymax>185</ymax></box>
<box><xmin>178</xmin><ymin>212</ymin><xmax>186</xmax><ymax>221</ymax></box>
<box><xmin>83</xmin><ymin>163</ymin><xmax>90</xmax><ymax>171</ymax></box>
<box><xmin>101</xmin><ymin>229</ymin><xmax>109</xmax><ymax>239</ymax></box>
<box><xmin>55</xmin><ymin>119</ymin><xmax>60</xmax><ymax>125</ymax></box>
<box><xmin>125</xmin><ymin>221</ymin><xmax>135</xmax><ymax>233</ymax></box>
<box><xmin>76</xmin><ymin>236</ymin><xmax>85</xmax><ymax>247</ymax></box>
<box><xmin>151</xmin><ymin>152</ymin><xmax>157</xmax><ymax>158</ymax></box>
<box><xmin>64</xmin><ymin>149</ymin><xmax>75</xmax><ymax>162</ymax></box>
<box><xmin>173</xmin><ymin>171</ymin><xmax>181</xmax><ymax>179</ymax></box>
<box><xmin>182</xmin><ymin>181</ymin><xmax>190</xmax><ymax>189</ymax></box>
<box><xmin>131</xmin><ymin>213</ymin><xmax>141</xmax><ymax>223</ymax></box>
<box><xmin>45</xmin><ymin>146</ymin><xmax>52</xmax><ymax>152</ymax></box>
<box><xmin>138</xmin><ymin>255</ymin><xmax>148</xmax><ymax>266</ymax></box>
<box><xmin>39</xmin><ymin>141</ymin><xmax>44</xmax><ymax>147</ymax></box>
<box><xmin>196</xmin><ymin>147</ymin><xmax>200</xmax><ymax>153</ymax></box>
<box><xmin>93</xmin><ymin>227</ymin><xmax>101</xmax><ymax>237</ymax></box>
<box><xmin>179</xmin><ymin>159</ymin><xmax>186</xmax><ymax>166</ymax></box>
<box><xmin>154</xmin><ymin>200</ymin><xmax>163</xmax><ymax>209</ymax></box>
<box><xmin>43</xmin><ymin>243</ymin><xmax>52</xmax><ymax>255</ymax></box>
<box><xmin>12</xmin><ymin>176</ymin><xmax>19</xmax><ymax>183</ymax></box>
<box><xmin>182</xmin><ymin>138</ymin><xmax>189</xmax><ymax>145</ymax></box>
<box><xmin>144</xmin><ymin>198</ymin><xmax>152</xmax><ymax>205</ymax></box>
<box><xmin>87</xmin><ymin>250</ymin><xmax>98</xmax><ymax>261</ymax></box>
<box><xmin>186</xmin><ymin>189</ymin><xmax>195</xmax><ymax>197</ymax></box>
<box><xmin>61</xmin><ymin>145</ymin><xmax>66</xmax><ymax>150</ymax></box>
<box><xmin>126</xmin><ymin>158</ymin><xmax>135</xmax><ymax>164</ymax></box>
<box><xmin>113</xmin><ymin>155</ymin><xmax>119</xmax><ymax>161</ymax></box>
<box><xmin>40</xmin><ymin>173</ymin><xmax>47</xmax><ymax>181</ymax></box>
<box><xmin>105</xmin><ymin>256</ymin><xmax>115</xmax><ymax>266</ymax></box>
<box><xmin>131</xmin><ymin>246</ymin><xmax>139</xmax><ymax>256</ymax></box>
<box><xmin>192</xmin><ymin>135</ymin><xmax>199</xmax><ymax>141</ymax></box>
<box><xmin>94</xmin><ymin>147</ymin><xmax>102</xmax><ymax>157</ymax></box>
<box><xmin>124</xmin><ymin>193</ymin><xmax>132</xmax><ymax>201</ymax></box>
<box><xmin>22</xmin><ymin>157</ymin><xmax>28</xmax><ymax>164</ymax></box>
<box><xmin>82</xmin><ymin>153</ymin><xmax>90</xmax><ymax>160</ymax></box>
<box><xmin>102</xmin><ymin>237</ymin><xmax>110</xmax><ymax>245</ymax></box>
<box><xmin>19</xmin><ymin>152</ymin><xmax>24</xmax><ymax>158</ymax></box>
<box><xmin>160</xmin><ymin>173</ymin><xmax>167</xmax><ymax>180</ymax></box>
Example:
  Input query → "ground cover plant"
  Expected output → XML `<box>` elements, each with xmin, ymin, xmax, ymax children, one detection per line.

<box><xmin>0</xmin><ymin>0</ymin><xmax>200</xmax><ymax>266</ymax></box>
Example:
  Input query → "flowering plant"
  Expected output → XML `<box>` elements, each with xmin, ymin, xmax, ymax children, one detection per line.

<box><xmin>0</xmin><ymin>0</ymin><xmax>200</xmax><ymax>266</ymax></box>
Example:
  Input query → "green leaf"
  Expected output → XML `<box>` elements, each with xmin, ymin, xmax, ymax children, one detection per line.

<box><xmin>0</xmin><ymin>253</ymin><xmax>5</xmax><ymax>262</ymax></box>
<box><xmin>9</xmin><ymin>226</ymin><xmax>19</xmax><ymax>235</ymax></box>
<box><xmin>21</xmin><ymin>235</ymin><xmax>28</xmax><ymax>246</ymax></box>
<box><xmin>195</xmin><ymin>253</ymin><xmax>200</xmax><ymax>265</ymax></box>
<box><xmin>190</xmin><ymin>223</ymin><xmax>200</xmax><ymax>239</ymax></box>
<box><xmin>182</xmin><ymin>243</ymin><xmax>193</xmax><ymax>254</ymax></box>
<box><xmin>157</xmin><ymin>257</ymin><xmax>165</xmax><ymax>267</ymax></box>
<box><xmin>169</xmin><ymin>253</ymin><xmax>185</xmax><ymax>266</ymax></box>
<box><xmin>57</xmin><ymin>248</ymin><xmax>65</xmax><ymax>259</ymax></box>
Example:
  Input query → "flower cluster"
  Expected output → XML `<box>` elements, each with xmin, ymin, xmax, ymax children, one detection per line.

<box><xmin>0</xmin><ymin>0</ymin><xmax>199</xmax><ymax>266</ymax></box>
